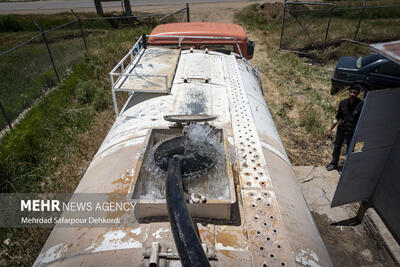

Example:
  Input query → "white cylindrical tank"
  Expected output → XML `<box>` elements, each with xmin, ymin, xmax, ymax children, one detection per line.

<box><xmin>34</xmin><ymin>49</ymin><xmax>332</xmax><ymax>267</ymax></box>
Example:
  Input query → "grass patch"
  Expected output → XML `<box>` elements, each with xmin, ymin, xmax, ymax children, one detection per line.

<box><xmin>0</xmin><ymin>12</ymin><xmax>157</xmax><ymax>265</ymax></box>
<box><xmin>0</xmin><ymin>29</ymin><xmax>85</xmax><ymax>130</ymax></box>
<box><xmin>0</xmin><ymin>59</ymin><xmax>96</xmax><ymax>193</ymax></box>
<box><xmin>241</xmin><ymin>1</ymin><xmax>400</xmax><ymax>57</ymax></box>
<box><xmin>235</xmin><ymin>2</ymin><xmax>393</xmax><ymax>165</ymax></box>
<box><xmin>300</xmin><ymin>105</ymin><xmax>325</xmax><ymax>138</ymax></box>
<box><xmin>0</xmin><ymin>12</ymin><xmax>145</xmax><ymax>33</ymax></box>
<box><xmin>0</xmin><ymin>15</ymin><xmax>156</xmax><ymax>191</ymax></box>
<box><xmin>0</xmin><ymin>12</ymin><xmax>156</xmax><ymax>130</ymax></box>
<box><xmin>0</xmin><ymin>13</ymin><xmax>79</xmax><ymax>32</ymax></box>
<box><xmin>294</xmin><ymin>0</ymin><xmax>400</xmax><ymax>19</ymax></box>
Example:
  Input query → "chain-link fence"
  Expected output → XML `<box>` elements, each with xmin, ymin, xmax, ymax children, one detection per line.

<box><xmin>0</xmin><ymin>5</ymin><xmax>190</xmax><ymax>131</ymax></box>
<box><xmin>279</xmin><ymin>0</ymin><xmax>400</xmax><ymax>54</ymax></box>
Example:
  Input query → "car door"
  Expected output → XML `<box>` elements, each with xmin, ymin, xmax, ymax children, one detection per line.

<box><xmin>367</xmin><ymin>61</ymin><xmax>400</xmax><ymax>89</ymax></box>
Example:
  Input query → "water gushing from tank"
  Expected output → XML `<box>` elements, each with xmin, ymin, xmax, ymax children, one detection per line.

<box><xmin>137</xmin><ymin>124</ymin><xmax>229</xmax><ymax>199</ymax></box>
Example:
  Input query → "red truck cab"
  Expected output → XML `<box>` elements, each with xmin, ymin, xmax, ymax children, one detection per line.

<box><xmin>148</xmin><ymin>22</ymin><xmax>255</xmax><ymax>59</ymax></box>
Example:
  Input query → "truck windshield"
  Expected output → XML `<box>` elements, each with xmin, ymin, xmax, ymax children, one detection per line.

<box><xmin>199</xmin><ymin>44</ymin><xmax>235</xmax><ymax>54</ymax></box>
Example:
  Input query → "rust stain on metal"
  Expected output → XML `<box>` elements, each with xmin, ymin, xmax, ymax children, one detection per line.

<box><xmin>77</xmin><ymin>232</ymin><xmax>86</xmax><ymax>241</ymax></box>
<box><xmin>215</xmin><ymin>225</ymin><xmax>249</xmax><ymax>252</ymax></box>
<box><xmin>217</xmin><ymin>232</ymin><xmax>240</xmax><ymax>248</ymax></box>
<box><xmin>242</xmin><ymin>189</ymin><xmax>295</xmax><ymax>266</ymax></box>
<box><xmin>220</xmin><ymin>250</ymin><xmax>235</xmax><ymax>259</ymax></box>
<box><xmin>199</xmin><ymin>229</ymin><xmax>214</xmax><ymax>244</ymax></box>
<box><xmin>111</xmin><ymin>169</ymin><xmax>135</xmax><ymax>194</ymax></box>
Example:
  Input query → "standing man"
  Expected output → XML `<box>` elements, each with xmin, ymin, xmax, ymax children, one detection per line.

<box><xmin>326</xmin><ymin>85</ymin><xmax>364</xmax><ymax>171</ymax></box>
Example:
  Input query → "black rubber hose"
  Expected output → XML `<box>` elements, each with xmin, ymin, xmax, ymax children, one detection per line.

<box><xmin>166</xmin><ymin>155</ymin><xmax>210</xmax><ymax>267</ymax></box>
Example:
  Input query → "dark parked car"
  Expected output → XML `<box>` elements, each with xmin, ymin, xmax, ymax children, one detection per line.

<box><xmin>331</xmin><ymin>53</ymin><xmax>400</xmax><ymax>95</ymax></box>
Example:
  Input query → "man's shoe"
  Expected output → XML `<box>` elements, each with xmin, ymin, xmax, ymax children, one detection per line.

<box><xmin>326</xmin><ymin>163</ymin><xmax>336</xmax><ymax>171</ymax></box>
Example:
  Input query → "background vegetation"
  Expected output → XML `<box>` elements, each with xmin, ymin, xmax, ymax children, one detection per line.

<box><xmin>235</xmin><ymin>1</ymin><xmax>399</xmax><ymax>166</ymax></box>
<box><xmin>250</xmin><ymin>0</ymin><xmax>400</xmax><ymax>55</ymax></box>
<box><xmin>0</xmin><ymin>12</ymin><xmax>156</xmax><ymax>265</ymax></box>
<box><xmin>0</xmin><ymin>13</ymin><xmax>157</xmax><ymax>130</ymax></box>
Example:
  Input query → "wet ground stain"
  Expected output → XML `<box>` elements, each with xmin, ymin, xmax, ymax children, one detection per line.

<box><xmin>312</xmin><ymin>212</ymin><xmax>396</xmax><ymax>267</ymax></box>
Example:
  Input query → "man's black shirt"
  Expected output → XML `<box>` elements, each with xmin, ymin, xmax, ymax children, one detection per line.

<box><xmin>335</xmin><ymin>98</ymin><xmax>364</xmax><ymax>131</ymax></box>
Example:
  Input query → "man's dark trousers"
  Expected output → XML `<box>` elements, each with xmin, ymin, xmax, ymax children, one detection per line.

<box><xmin>331</xmin><ymin>126</ymin><xmax>354</xmax><ymax>166</ymax></box>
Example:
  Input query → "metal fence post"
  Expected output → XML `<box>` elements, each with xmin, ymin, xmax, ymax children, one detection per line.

<box><xmin>0</xmin><ymin>100</ymin><xmax>12</xmax><ymax>129</ymax></box>
<box><xmin>71</xmin><ymin>10</ymin><xmax>89</xmax><ymax>56</ymax></box>
<box><xmin>186</xmin><ymin>3</ymin><xmax>190</xmax><ymax>22</ymax></box>
<box><xmin>123</xmin><ymin>0</ymin><xmax>133</xmax><ymax>24</ymax></box>
<box><xmin>354</xmin><ymin>0</ymin><xmax>366</xmax><ymax>41</ymax></box>
<box><xmin>324</xmin><ymin>4</ymin><xmax>333</xmax><ymax>46</ymax></box>
<box><xmin>279</xmin><ymin>0</ymin><xmax>287</xmax><ymax>50</ymax></box>
<box><xmin>94</xmin><ymin>0</ymin><xmax>104</xmax><ymax>17</ymax></box>
<box><xmin>34</xmin><ymin>21</ymin><xmax>60</xmax><ymax>82</ymax></box>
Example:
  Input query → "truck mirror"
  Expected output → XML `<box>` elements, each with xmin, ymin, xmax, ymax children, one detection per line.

<box><xmin>247</xmin><ymin>41</ymin><xmax>255</xmax><ymax>59</ymax></box>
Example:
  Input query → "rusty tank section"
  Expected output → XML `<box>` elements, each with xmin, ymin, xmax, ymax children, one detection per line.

<box><xmin>34</xmin><ymin>23</ymin><xmax>333</xmax><ymax>266</ymax></box>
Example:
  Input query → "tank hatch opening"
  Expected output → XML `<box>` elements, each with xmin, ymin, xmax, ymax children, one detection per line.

<box><xmin>154</xmin><ymin>136</ymin><xmax>216</xmax><ymax>179</ymax></box>
<box><xmin>128</xmin><ymin>115</ymin><xmax>236</xmax><ymax>223</ymax></box>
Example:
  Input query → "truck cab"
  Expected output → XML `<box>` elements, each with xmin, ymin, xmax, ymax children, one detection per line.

<box><xmin>148</xmin><ymin>22</ymin><xmax>255</xmax><ymax>59</ymax></box>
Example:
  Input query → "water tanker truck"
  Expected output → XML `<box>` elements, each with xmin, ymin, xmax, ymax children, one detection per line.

<box><xmin>34</xmin><ymin>22</ymin><xmax>333</xmax><ymax>267</ymax></box>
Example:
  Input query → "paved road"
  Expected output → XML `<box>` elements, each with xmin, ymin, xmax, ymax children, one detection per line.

<box><xmin>0</xmin><ymin>0</ymin><xmax>252</xmax><ymax>12</ymax></box>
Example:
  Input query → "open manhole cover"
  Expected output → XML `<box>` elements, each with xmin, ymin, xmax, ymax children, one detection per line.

<box><xmin>154</xmin><ymin>136</ymin><xmax>216</xmax><ymax>179</ymax></box>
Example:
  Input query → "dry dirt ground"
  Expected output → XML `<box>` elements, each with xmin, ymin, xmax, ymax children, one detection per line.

<box><xmin>294</xmin><ymin>166</ymin><xmax>396</xmax><ymax>267</ymax></box>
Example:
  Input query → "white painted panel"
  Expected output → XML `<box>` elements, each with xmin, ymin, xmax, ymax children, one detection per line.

<box><xmin>174</xmin><ymin>50</ymin><xmax>225</xmax><ymax>85</ymax></box>
<box><xmin>173</xmin><ymin>83</ymin><xmax>211</xmax><ymax>115</ymax></box>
